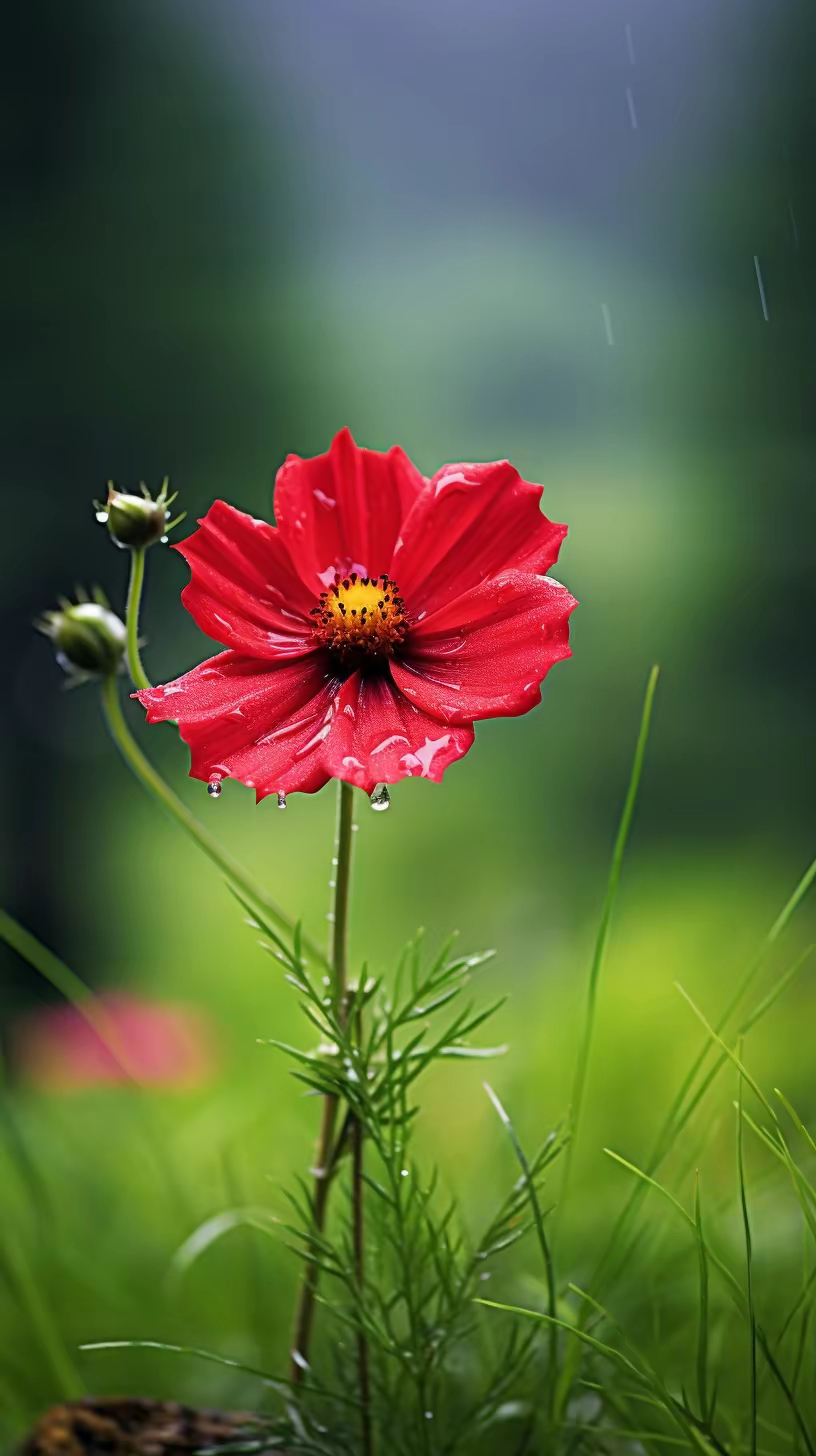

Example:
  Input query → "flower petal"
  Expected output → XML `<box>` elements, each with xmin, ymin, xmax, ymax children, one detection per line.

<box><xmin>391</xmin><ymin>571</ymin><xmax>576</xmax><ymax>724</ymax></box>
<box><xmin>137</xmin><ymin>653</ymin><xmax>474</xmax><ymax>799</ymax></box>
<box><xmin>320</xmin><ymin>671</ymin><xmax>475</xmax><ymax>793</ymax></box>
<box><xmin>391</xmin><ymin>461</ymin><xmax>567</xmax><ymax>617</ymax></box>
<box><xmin>177</xmin><ymin>500</ymin><xmax>317</xmax><ymax>658</ymax></box>
<box><xmin>274</xmin><ymin>428</ymin><xmax>426</xmax><ymax>597</ymax></box>
<box><xmin>137</xmin><ymin>650</ymin><xmax>341</xmax><ymax>796</ymax></box>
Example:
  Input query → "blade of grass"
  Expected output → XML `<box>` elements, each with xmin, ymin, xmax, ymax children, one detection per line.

<box><xmin>170</xmin><ymin>1207</ymin><xmax>279</xmax><ymax>1282</ymax></box>
<box><xmin>674</xmin><ymin>985</ymin><xmax>777</xmax><ymax>1125</ymax></box>
<box><xmin>592</xmin><ymin>888</ymin><xmax>816</xmax><ymax>1297</ymax></box>
<box><xmin>774</xmin><ymin>1089</ymin><xmax>816</xmax><ymax>1161</ymax></box>
<box><xmin>483</xmin><ymin>1083</ymin><xmax>558</xmax><ymax>1430</ymax></box>
<box><xmin>738</xmin><ymin>1106</ymin><xmax>816</xmax><ymax>1247</ymax></box>
<box><xmin>596</xmin><ymin>971</ymin><xmax>796</xmax><ymax>1299</ymax></box>
<box><xmin>3</xmin><ymin>1231</ymin><xmax>83</xmax><ymax>1400</ymax></box>
<box><xmin>607</xmin><ymin>1131</ymin><xmax>816</xmax><ymax>1450</ymax></box>
<box><xmin>736</xmin><ymin>1044</ymin><xmax>757</xmax><ymax>1456</ymax></box>
<box><xmin>0</xmin><ymin>908</ymin><xmax>192</xmax><ymax>1219</ymax></box>
<box><xmin>0</xmin><ymin>909</ymin><xmax>135</xmax><ymax>1078</ymax></box>
<box><xmin>558</xmin><ymin>665</ymin><xmax>659</xmax><ymax>1226</ymax></box>
<box><xmin>694</xmin><ymin>1174</ymin><xmax>710</xmax><ymax>1425</ymax></box>
<box><xmin>603</xmin><ymin>1149</ymin><xmax>744</xmax><ymax>1310</ymax></box>
<box><xmin>476</xmin><ymin>1298</ymin><xmax>720</xmax><ymax>1454</ymax></box>
<box><xmin>79</xmin><ymin>1339</ymin><xmax>289</xmax><ymax>1394</ymax></box>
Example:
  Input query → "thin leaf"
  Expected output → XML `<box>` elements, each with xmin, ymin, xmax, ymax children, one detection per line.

<box><xmin>693</xmin><ymin>1174</ymin><xmax>710</xmax><ymax>1425</ymax></box>
<box><xmin>559</xmin><ymin>666</ymin><xmax>659</xmax><ymax>1225</ymax></box>
<box><xmin>736</xmin><ymin>1047</ymin><xmax>757</xmax><ymax>1456</ymax></box>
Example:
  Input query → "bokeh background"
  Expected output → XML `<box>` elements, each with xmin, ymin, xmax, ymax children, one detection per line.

<box><xmin>1</xmin><ymin>0</ymin><xmax>814</xmax><ymax>1437</ymax></box>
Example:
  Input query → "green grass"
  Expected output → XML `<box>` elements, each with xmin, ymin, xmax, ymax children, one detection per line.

<box><xmin>2</xmin><ymin>675</ymin><xmax>816</xmax><ymax>1452</ymax></box>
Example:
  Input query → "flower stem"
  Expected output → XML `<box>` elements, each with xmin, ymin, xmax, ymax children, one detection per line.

<box><xmin>125</xmin><ymin>547</ymin><xmax>151</xmax><ymax>691</ymax></box>
<box><xmin>99</xmin><ymin>674</ymin><xmax>327</xmax><ymax>969</ymax></box>
<box><xmin>290</xmin><ymin>780</ymin><xmax>355</xmax><ymax>1383</ymax></box>
<box><xmin>330</xmin><ymin>780</ymin><xmax>355</xmax><ymax>996</ymax></box>
<box><xmin>352</xmin><ymin>1106</ymin><xmax>372</xmax><ymax>1456</ymax></box>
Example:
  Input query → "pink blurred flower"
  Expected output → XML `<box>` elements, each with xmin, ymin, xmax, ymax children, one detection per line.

<box><xmin>16</xmin><ymin>993</ymin><xmax>217</xmax><ymax>1090</ymax></box>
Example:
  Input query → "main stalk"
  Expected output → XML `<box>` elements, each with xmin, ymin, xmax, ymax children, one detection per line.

<box><xmin>290</xmin><ymin>780</ymin><xmax>355</xmax><ymax>1383</ymax></box>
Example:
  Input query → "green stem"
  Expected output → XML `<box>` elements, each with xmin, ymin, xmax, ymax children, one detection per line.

<box><xmin>290</xmin><ymin>780</ymin><xmax>355</xmax><ymax>1383</ymax></box>
<box><xmin>99</xmin><ymin>675</ymin><xmax>328</xmax><ymax>970</ymax></box>
<box><xmin>557</xmin><ymin>666</ymin><xmax>659</xmax><ymax>1231</ymax></box>
<box><xmin>351</xmin><ymin>995</ymin><xmax>373</xmax><ymax>1456</ymax></box>
<box><xmin>330</xmin><ymin>781</ymin><xmax>355</xmax><ymax>998</ymax></box>
<box><xmin>125</xmin><ymin>547</ymin><xmax>151</xmax><ymax>692</ymax></box>
<box><xmin>352</xmin><ymin>1111</ymin><xmax>373</xmax><ymax>1456</ymax></box>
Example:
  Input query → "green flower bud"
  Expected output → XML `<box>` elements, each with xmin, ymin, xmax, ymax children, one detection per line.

<box><xmin>39</xmin><ymin>597</ymin><xmax>126</xmax><ymax>679</ymax></box>
<box><xmin>95</xmin><ymin>478</ymin><xmax>183</xmax><ymax>551</ymax></box>
<box><xmin>104</xmin><ymin>491</ymin><xmax>167</xmax><ymax>549</ymax></box>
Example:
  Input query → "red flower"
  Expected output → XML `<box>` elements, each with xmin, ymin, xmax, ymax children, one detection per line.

<box><xmin>137</xmin><ymin>430</ymin><xmax>576</xmax><ymax>800</ymax></box>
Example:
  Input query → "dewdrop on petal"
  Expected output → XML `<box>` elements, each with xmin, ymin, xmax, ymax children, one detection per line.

<box><xmin>38</xmin><ymin>592</ymin><xmax>126</xmax><ymax>680</ymax></box>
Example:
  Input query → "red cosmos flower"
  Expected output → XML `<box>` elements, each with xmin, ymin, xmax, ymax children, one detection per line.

<box><xmin>137</xmin><ymin>430</ymin><xmax>576</xmax><ymax>800</ymax></box>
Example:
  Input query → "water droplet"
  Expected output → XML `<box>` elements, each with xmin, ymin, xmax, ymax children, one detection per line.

<box><xmin>160</xmin><ymin>534</ymin><xmax>169</xmax><ymax>544</ymax></box>
<box><xmin>95</xmin><ymin>510</ymin><xmax>108</xmax><ymax>524</ymax></box>
<box><xmin>370</xmin><ymin>784</ymin><xmax>391</xmax><ymax>812</ymax></box>
<box><xmin>207</xmin><ymin>777</ymin><xmax>222</xmax><ymax>798</ymax></box>
<box><xmin>424</xmin><ymin>1411</ymin><xmax>433</xmax><ymax>1421</ymax></box>
<box><xmin>277</xmin><ymin>791</ymin><xmax>287</xmax><ymax>810</ymax></box>
<box><xmin>401</xmin><ymin>1168</ymin><xmax>409</xmax><ymax>1178</ymax></box>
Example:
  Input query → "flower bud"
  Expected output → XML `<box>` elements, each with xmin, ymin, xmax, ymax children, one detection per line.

<box><xmin>95</xmin><ymin>478</ymin><xmax>182</xmax><ymax>551</ymax></box>
<box><xmin>104</xmin><ymin>491</ymin><xmax>166</xmax><ymax>549</ymax></box>
<box><xmin>39</xmin><ymin>597</ymin><xmax>126</xmax><ymax>679</ymax></box>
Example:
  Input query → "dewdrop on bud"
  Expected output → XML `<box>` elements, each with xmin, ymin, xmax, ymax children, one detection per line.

<box><xmin>95</xmin><ymin>478</ymin><xmax>184</xmax><ymax>551</ymax></box>
<box><xmin>38</xmin><ymin>594</ymin><xmax>126</xmax><ymax>680</ymax></box>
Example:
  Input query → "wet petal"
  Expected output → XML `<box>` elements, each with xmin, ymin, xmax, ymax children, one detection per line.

<box><xmin>274</xmin><ymin>428</ymin><xmax>426</xmax><ymax>597</ymax></box>
<box><xmin>321</xmin><ymin>671</ymin><xmax>474</xmax><ymax>793</ymax></box>
<box><xmin>138</xmin><ymin>652</ymin><xmax>472</xmax><ymax>798</ymax></box>
<box><xmin>137</xmin><ymin>651</ymin><xmax>341</xmax><ymax>796</ymax></box>
<box><xmin>391</xmin><ymin>461</ymin><xmax>567</xmax><ymax>618</ymax></box>
<box><xmin>391</xmin><ymin>571</ymin><xmax>576</xmax><ymax>723</ymax></box>
<box><xmin>177</xmin><ymin>500</ymin><xmax>317</xmax><ymax>658</ymax></box>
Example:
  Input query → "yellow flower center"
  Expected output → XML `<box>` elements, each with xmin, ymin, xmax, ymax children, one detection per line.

<box><xmin>310</xmin><ymin>573</ymin><xmax>407</xmax><ymax>663</ymax></box>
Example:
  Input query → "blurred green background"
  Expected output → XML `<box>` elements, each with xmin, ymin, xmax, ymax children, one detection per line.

<box><xmin>1</xmin><ymin>0</ymin><xmax>815</xmax><ymax>1438</ymax></box>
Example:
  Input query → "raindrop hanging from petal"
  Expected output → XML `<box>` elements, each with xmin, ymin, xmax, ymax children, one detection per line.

<box><xmin>369</xmin><ymin>784</ymin><xmax>391</xmax><ymax>812</ymax></box>
<box><xmin>207</xmin><ymin>777</ymin><xmax>222</xmax><ymax>798</ymax></box>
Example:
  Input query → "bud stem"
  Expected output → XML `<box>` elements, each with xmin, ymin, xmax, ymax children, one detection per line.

<box><xmin>126</xmin><ymin>547</ymin><xmax>151</xmax><ymax>691</ymax></box>
<box><xmin>99</xmin><ymin>675</ymin><xmax>328</xmax><ymax>969</ymax></box>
